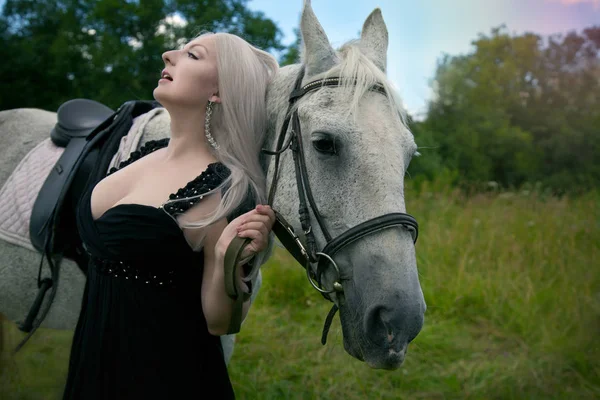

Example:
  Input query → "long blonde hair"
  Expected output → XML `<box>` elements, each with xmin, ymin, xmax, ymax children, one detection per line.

<box><xmin>167</xmin><ymin>32</ymin><xmax>278</xmax><ymax>257</ymax></box>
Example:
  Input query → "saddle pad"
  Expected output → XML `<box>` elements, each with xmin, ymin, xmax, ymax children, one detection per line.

<box><xmin>0</xmin><ymin>138</ymin><xmax>64</xmax><ymax>252</ymax></box>
<box><xmin>0</xmin><ymin>108</ymin><xmax>164</xmax><ymax>253</ymax></box>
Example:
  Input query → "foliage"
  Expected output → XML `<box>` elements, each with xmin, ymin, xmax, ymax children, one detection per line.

<box><xmin>410</xmin><ymin>25</ymin><xmax>600</xmax><ymax>194</ymax></box>
<box><xmin>0</xmin><ymin>0</ymin><xmax>284</xmax><ymax>111</ymax></box>
<box><xmin>279</xmin><ymin>27</ymin><xmax>301</xmax><ymax>67</ymax></box>
<box><xmin>2</xmin><ymin>190</ymin><xmax>599</xmax><ymax>399</ymax></box>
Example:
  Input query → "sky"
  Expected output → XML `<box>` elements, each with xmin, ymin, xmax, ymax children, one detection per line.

<box><xmin>247</xmin><ymin>0</ymin><xmax>600</xmax><ymax>118</ymax></box>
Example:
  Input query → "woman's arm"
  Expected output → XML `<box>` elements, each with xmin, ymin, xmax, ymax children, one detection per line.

<box><xmin>180</xmin><ymin>197</ymin><xmax>274</xmax><ymax>336</ymax></box>
<box><xmin>201</xmin><ymin>217</ymin><xmax>251</xmax><ymax>336</ymax></box>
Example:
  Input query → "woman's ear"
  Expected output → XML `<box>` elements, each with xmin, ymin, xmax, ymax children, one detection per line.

<box><xmin>209</xmin><ymin>93</ymin><xmax>221</xmax><ymax>104</ymax></box>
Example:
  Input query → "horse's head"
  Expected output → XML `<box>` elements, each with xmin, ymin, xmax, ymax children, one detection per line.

<box><xmin>264</xmin><ymin>0</ymin><xmax>426</xmax><ymax>369</ymax></box>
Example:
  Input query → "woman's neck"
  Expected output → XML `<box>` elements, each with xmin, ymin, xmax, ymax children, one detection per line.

<box><xmin>164</xmin><ymin>108</ymin><xmax>216</xmax><ymax>163</ymax></box>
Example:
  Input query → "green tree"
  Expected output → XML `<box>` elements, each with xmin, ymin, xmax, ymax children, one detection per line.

<box><xmin>0</xmin><ymin>0</ymin><xmax>285</xmax><ymax>111</ymax></box>
<box><xmin>412</xmin><ymin>25</ymin><xmax>600</xmax><ymax>193</ymax></box>
<box><xmin>279</xmin><ymin>27</ymin><xmax>300</xmax><ymax>66</ymax></box>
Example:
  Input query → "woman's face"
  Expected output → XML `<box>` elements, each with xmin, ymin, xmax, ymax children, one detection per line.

<box><xmin>153</xmin><ymin>36</ymin><xmax>220</xmax><ymax>109</ymax></box>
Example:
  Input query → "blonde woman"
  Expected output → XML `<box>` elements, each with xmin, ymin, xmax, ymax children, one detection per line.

<box><xmin>62</xmin><ymin>32</ymin><xmax>278</xmax><ymax>399</ymax></box>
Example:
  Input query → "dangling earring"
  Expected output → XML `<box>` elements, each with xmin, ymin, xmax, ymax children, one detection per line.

<box><xmin>205</xmin><ymin>100</ymin><xmax>219</xmax><ymax>150</ymax></box>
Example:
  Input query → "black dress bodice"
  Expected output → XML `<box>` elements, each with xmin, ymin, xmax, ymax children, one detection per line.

<box><xmin>62</xmin><ymin>139</ymin><xmax>237</xmax><ymax>399</ymax></box>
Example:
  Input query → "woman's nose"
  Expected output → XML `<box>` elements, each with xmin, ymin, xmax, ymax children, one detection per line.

<box><xmin>162</xmin><ymin>50</ymin><xmax>175</xmax><ymax>65</ymax></box>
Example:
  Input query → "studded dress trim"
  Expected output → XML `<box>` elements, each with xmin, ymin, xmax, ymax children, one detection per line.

<box><xmin>91</xmin><ymin>254</ymin><xmax>178</xmax><ymax>288</ymax></box>
<box><xmin>160</xmin><ymin>162</ymin><xmax>230</xmax><ymax>216</ymax></box>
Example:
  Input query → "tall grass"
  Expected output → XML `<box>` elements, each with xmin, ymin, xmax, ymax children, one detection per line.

<box><xmin>1</xmin><ymin>189</ymin><xmax>598</xmax><ymax>399</ymax></box>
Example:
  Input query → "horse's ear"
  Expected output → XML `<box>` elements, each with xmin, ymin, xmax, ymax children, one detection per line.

<box><xmin>300</xmin><ymin>0</ymin><xmax>337</xmax><ymax>77</ymax></box>
<box><xmin>360</xmin><ymin>8</ymin><xmax>388</xmax><ymax>72</ymax></box>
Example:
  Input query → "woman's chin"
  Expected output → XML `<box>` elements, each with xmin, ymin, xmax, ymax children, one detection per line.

<box><xmin>152</xmin><ymin>89</ymin><xmax>170</xmax><ymax>107</ymax></box>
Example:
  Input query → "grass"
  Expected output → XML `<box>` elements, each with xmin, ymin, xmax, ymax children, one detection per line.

<box><xmin>1</xmin><ymin>188</ymin><xmax>598</xmax><ymax>399</ymax></box>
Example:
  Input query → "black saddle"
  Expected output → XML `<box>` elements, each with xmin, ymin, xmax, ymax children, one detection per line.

<box><xmin>30</xmin><ymin>98</ymin><xmax>116</xmax><ymax>254</ymax></box>
<box><xmin>50</xmin><ymin>99</ymin><xmax>115</xmax><ymax>147</ymax></box>
<box><xmin>18</xmin><ymin>99</ymin><xmax>159</xmax><ymax>351</ymax></box>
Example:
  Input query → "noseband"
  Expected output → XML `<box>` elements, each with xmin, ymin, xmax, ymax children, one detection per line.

<box><xmin>262</xmin><ymin>66</ymin><xmax>419</xmax><ymax>345</ymax></box>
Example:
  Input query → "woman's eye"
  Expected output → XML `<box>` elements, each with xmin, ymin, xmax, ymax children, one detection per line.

<box><xmin>187</xmin><ymin>52</ymin><xmax>198</xmax><ymax>60</ymax></box>
<box><xmin>312</xmin><ymin>138</ymin><xmax>336</xmax><ymax>154</ymax></box>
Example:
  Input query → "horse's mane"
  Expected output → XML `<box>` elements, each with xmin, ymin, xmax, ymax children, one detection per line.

<box><xmin>298</xmin><ymin>38</ymin><xmax>408</xmax><ymax>129</ymax></box>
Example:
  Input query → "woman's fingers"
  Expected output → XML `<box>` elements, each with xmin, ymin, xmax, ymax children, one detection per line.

<box><xmin>237</xmin><ymin>228</ymin><xmax>263</xmax><ymax>242</ymax></box>
<box><xmin>237</xmin><ymin>221</ymin><xmax>269</xmax><ymax>235</ymax></box>
<box><xmin>237</xmin><ymin>212</ymin><xmax>274</xmax><ymax>231</ymax></box>
<box><xmin>255</xmin><ymin>204</ymin><xmax>275</xmax><ymax>216</ymax></box>
<box><xmin>256</xmin><ymin>206</ymin><xmax>275</xmax><ymax>224</ymax></box>
<box><xmin>237</xmin><ymin>228</ymin><xmax>267</xmax><ymax>253</ymax></box>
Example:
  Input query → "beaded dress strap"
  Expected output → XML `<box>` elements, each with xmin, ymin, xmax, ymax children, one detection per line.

<box><xmin>160</xmin><ymin>162</ymin><xmax>230</xmax><ymax>217</ymax></box>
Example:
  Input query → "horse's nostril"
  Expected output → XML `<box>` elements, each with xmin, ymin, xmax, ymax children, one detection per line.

<box><xmin>365</xmin><ymin>305</ymin><xmax>395</xmax><ymax>346</ymax></box>
<box><xmin>364</xmin><ymin>302</ymin><xmax>424</xmax><ymax>348</ymax></box>
<box><xmin>387</xmin><ymin>329</ymin><xmax>394</xmax><ymax>343</ymax></box>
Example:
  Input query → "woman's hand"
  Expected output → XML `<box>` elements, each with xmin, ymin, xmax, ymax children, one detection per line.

<box><xmin>215</xmin><ymin>205</ymin><xmax>276</xmax><ymax>263</ymax></box>
<box><xmin>203</xmin><ymin>205</ymin><xmax>275</xmax><ymax>335</ymax></box>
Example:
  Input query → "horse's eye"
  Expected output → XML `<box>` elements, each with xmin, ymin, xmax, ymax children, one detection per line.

<box><xmin>312</xmin><ymin>136</ymin><xmax>336</xmax><ymax>154</ymax></box>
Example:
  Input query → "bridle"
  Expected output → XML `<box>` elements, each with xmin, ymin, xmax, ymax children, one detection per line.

<box><xmin>262</xmin><ymin>66</ymin><xmax>419</xmax><ymax>345</ymax></box>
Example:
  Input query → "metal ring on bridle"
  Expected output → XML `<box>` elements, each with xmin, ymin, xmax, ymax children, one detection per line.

<box><xmin>306</xmin><ymin>252</ymin><xmax>343</xmax><ymax>294</ymax></box>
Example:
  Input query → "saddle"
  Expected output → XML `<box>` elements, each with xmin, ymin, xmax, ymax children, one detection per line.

<box><xmin>17</xmin><ymin>99</ymin><xmax>159</xmax><ymax>350</ymax></box>
<box><xmin>50</xmin><ymin>99</ymin><xmax>115</xmax><ymax>147</ymax></box>
<box><xmin>30</xmin><ymin>99</ymin><xmax>157</xmax><ymax>255</ymax></box>
<box><xmin>29</xmin><ymin>99</ymin><xmax>114</xmax><ymax>253</ymax></box>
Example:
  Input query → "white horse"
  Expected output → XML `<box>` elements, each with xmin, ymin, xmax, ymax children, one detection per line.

<box><xmin>0</xmin><ymin>0</ymin><xmax>425</xmax><ymax>370</ymax></box>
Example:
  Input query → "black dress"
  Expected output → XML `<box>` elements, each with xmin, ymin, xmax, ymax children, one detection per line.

<box><xmin>63</xmin><ymin>139</ymin><xmax>236</xmax><ymax>399</ymax></box>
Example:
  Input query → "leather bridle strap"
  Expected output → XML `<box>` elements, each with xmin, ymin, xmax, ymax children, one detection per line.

<box><xmin>316</xmin><ymin>213</ymin><xmax>418</xmax><ymax>281</ymax></box>
<box><xmin>321</xmin><ymin>213</ymin><xmax>418</xmax><ymax>257</ymax></box>
<box><xmin>223</xmin><ymin>236</ymin><xmax>253</xmax><ymax>334</ymax></box>
<box><xmin>264</xmin><ymin>66</ymin><xmax>307</xmax><ymax>206</ymax></box>
<box><xmin>271</xmin><ymin>211</ymin><xmax>310</xmax><ymax>267</ymax></box>
<box><xmin>289</xmin><ymin>77</ymin><xmax>386</xmax><ymax>102</ymax></box>
<box><xmin>291</xmin><ymin>111</ymin><xmax>331</xmax><ymax>247</ymax></box>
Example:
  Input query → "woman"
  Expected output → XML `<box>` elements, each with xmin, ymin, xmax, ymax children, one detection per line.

<box><xmin>62</xmin><ymin>32</ymin><xmax>279</xmax><ymax>399</ymax></box>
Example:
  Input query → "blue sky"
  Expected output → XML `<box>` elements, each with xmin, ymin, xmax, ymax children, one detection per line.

<box><xmin>247</xmin><ymin>0</ymin><xmax>600</xmax><ymax>118</ymax></box>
